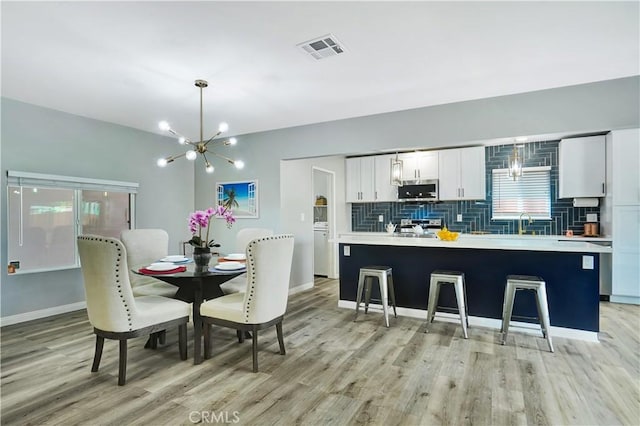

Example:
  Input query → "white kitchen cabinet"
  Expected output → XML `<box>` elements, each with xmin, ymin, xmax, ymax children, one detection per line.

<box><xmin>345</xmin><ymin>157</ymin><xmax>375</xmax><ymax>202</ymax></box>
<box><xmin>374</xmin><ymin>154</ymin><xmax>399</xmax><ymax>202</ymax></box>
<box><xmin>438</xmin><ymin>146</ymin><xmax>486</xmax><ymax>201</ymax></box>
<box><xmin>611</xmin><ymin>206</ymin><xmax>640</xmax><ymax>301</ymax></box>
<box><xmin>611</xmin><ymin>129</ymin><xmax>640</xmax><ymax>206</ymax></box>
<box><xmin>399</xmin><ymin>151</ymin><xmax>438</xmax><ymax>181</ymax></box>
<box><xmin>559</xmin><ymin>135</ymin><xmax>606</xmax><ymax>198</ymax></box>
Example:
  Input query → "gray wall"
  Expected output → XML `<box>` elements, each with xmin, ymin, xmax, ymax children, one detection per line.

<box><xmin>2</xmin><ymin>76</ymin><xmax>639</xmax><ymax>319</ymax></box>
<box><xmin>1</xmin><ymin>98</ymin><xmax>195</xmax><ymax>318</ymax></box>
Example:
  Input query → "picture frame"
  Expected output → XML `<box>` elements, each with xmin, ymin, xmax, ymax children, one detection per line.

<box><xmin>216</xmin><ymin>180</ymin><xmax>259</xmax><ymax>218</ymax></box>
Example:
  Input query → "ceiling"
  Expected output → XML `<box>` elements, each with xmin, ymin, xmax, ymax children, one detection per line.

<box><xmin>2</xmin><ymin>1</ymin><xmax>639</xmax><ymax>140</ymax></box>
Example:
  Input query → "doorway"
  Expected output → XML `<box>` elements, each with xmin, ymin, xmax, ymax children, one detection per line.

<box><xmin>312</xmin><ymin>167</ymin><xmax>336</xmax><ymax>278</ymax></box>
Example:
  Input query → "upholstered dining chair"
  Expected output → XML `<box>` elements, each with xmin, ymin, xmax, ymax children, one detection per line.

<box><xmin>77</xmin><ymin>235</ymin><xmax>191</xmax><ymax>386</ymax></box>
<box><xmin>201</xmin><ymin>234</ymin><xmax>294</xmax><ymax>372</ymax></box>
<box><xmin>120</xmin><ymin>229</ymin><xmax>177</xmax><ymax>298</ymax></box>
<box><xmin>220</xmin><ymin>228</ymin><xmax>274</xmax><ymax>295</ymax></box>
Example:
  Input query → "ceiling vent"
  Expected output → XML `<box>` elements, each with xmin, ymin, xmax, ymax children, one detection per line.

<box><xmin>297</xmin><ymin>34</ymin><xmax>345</xmax><ymax>60</ymax></box>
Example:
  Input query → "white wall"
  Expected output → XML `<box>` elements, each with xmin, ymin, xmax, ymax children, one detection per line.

<box><xmin>281</xmin><ymin>156</ymin><xmax>346</xmax><ymax>289</ymax></box>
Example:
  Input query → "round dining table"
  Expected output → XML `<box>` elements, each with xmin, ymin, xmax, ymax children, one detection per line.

<box><xmin>133</xmin><ymin>262</ymin><xmax>245</xmax><ymax>364</ymax></box>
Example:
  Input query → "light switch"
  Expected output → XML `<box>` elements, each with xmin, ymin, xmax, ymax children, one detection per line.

<box><xmin>457</xmin><ymin>214</ymin><xmax>463</xmax><ymax>222</ymax></box>
<box><xmin>586</xmin><ymin>213</ymin><xmax>598</xmax><ymax>222</ymax></box>
<box><xmin>343</xmin><ymin>245</ymin><xmax>350</xmax><ymax>256</ymax></box>
<box><xmin>582</xmin><ymin>255</ymin><xmax>594</xmax><ymax>270</ymax></box>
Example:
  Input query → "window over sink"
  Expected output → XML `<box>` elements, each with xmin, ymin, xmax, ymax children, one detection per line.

<box><xmin>492</xmin><ymin>166</ymin><xmax>551</xmax><ymax>220</ymax></box>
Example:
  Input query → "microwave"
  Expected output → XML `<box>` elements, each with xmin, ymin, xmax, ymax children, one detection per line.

<box><xmin>398</xmin><ymin>180</ymin><xmax>439</xmax><ymax>202</ymax></box>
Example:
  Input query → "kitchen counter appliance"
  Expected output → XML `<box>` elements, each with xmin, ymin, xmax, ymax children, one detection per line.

<box><xmin>399</xmin><ymin>218</ymin><xmax>443</xmax><ymax>237</ymax></box>
<box><xmin>398</xmin><ymin>180</ymin><xmax>439</xmax><ymax>202</ymax></box>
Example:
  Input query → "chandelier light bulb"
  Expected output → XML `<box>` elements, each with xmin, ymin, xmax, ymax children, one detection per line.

<box><xmin>158</xmin><ymin>121</ymin><xmax>170</xmax><ymax>131</ymax></box>
<box><xmin>228</xmin><ymin>137</ymin><xmax>237</xmax><ymax>146</ymax></box>
<box><xmin>185</xmin><ymin>150</ymin><xmax>197</xmax><ymax>161</ymax></box>
<box><xmin>234</xmin><ymin>160</ymin><xmax>245</xmax><ymax>170</ymax></box>
<box><xmin>206</xmin><ymin>163</ymin><xmax>215</xmax><ymax>173</ymax></box>
<box><xmin>178</xmin><ymin>137</ymin><xmax>186</xmax><ymax>145</ymax></box>
<box><xmin>218</xmin><ymin>122</ymin><xmax>229</xmax><ymax>133</ymax></box>
<box><xmin>157</xmin><ymin>158</ymin><xmax>168</xmax><ymax>167</ymax></box>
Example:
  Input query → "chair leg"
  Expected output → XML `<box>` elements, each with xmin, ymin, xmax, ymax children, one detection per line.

<box><xmin>203</xmin><ymin>323</ymin><xmax>211</xmax><ymax>360</ymax></box>
<box><xmin>354</xmin><ymin>271</ymin><xmax>366</xmax><ymax>322</ymax></box>
<box><xmin>364</xmin><ymin>277</ymin><xmax>373</xmax><ymax>314</ymax></box>
<box><xmin>453</xmin><ymin>279</ymin><xmax>468</xmax><ymax>339</ymax></box>
<box><xmin>388</xmin><ymin>272</ymin><xmax>397</xmax><ymax>318</ymax></box>
<box><xmin>91</xmin><ymin>335</ymin><xmax>104</xmax><ymax>372</ymax></box>
<box><xmin>118</xmin><ymin>339</ymin><xmax>127</xmax><ymax>386</ymax></box>
<box><xmin>276</xmin><ymin>321</ymin><xmax>286</xmax><ymax>355</ymax></box>
<box><xmin>150</xmin><ymin>333</ymin><xmax>158</xmax><ymax>350</ymax></box>
<box><xmin>158</xmin><ymin>330</ymin><xmax>166</xmax><ymax>345</ymax></box>
<box><xmin>252</xmin><ymin>326</ymin><xmax>259</xmax><ymax>373</ymax></box>
<box><xmin>179</xmin><ymin>324</ymin><xmax>187</xmax><ymax>360</ymax></box>
<box><xmin>426</xmin><ymin>278</ymin><xmax>440</xmax><ymax>333</ymax></box>
<box><xmin>237</xmin><ymin>330</ymin><xmax>244</xmax><ymax>343</ymax></box>
<box><xmin>380</xmin><ymin>275</ymin><xmax>390</xmax><ymax>328</ymax></box>
<box><xmin>536</xmin><ymin>285</ymin><xmax>554</xmax><ymax>353</ymax></box>
<box><xmin>501</xmin><ymin>285</ymin><xmax>516</xmax><ymax>345</ymax></box>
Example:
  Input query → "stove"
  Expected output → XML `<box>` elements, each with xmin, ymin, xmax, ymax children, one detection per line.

<box><xmin>399</xmin><ymin>218</ymin><xmax>443</xmax><ymax>235</ymax></box>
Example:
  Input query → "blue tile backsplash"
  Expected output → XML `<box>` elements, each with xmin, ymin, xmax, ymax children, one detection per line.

<box><xmin>351</xmin><ymin>140</ymin><xmax>600</xmax><ymax>235</ymax></box>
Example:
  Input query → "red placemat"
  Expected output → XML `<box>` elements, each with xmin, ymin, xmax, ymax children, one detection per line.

<box><xmin>138</xmin><ymin>266</ymin><xmax>187</xmax><ymax>275</ymax></box>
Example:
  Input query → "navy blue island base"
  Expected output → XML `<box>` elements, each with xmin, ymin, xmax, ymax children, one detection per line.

<box><xmin>339</xmin><ymin>243</ymin><xmax>600</xmax><ymax>332</ymax></box>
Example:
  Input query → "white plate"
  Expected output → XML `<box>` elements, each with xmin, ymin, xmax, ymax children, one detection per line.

<box><xmin>213</xmin><ymin>262</ymin><xmax>246</xmax><ymax>271</ymax></box>
<box><xmin>145</xmin><ymin>263</ymin><xmax>180</xmax><ymax>271</ymax></box>
<box><xmin>160</xmin><ymin>255</ymin><xmax>190</xmax><ymax>262</ymax></box>
<box><xmin>223</xmin><ymin>253</ymin><xmax>246</xmax><ymax>261</ymax></box>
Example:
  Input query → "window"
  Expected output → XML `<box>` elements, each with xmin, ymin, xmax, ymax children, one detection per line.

<box><xmin>7</xmin><ymin>171</ymin><xmax>137</xmax><ymax>274</ymax></box>
<box><xmin>492</xmin><ymin>166</ymin><xmax>551</xmax><ymax>220</ymax></box>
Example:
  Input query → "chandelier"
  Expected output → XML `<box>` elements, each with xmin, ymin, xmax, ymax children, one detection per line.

<box><xmin>156</xmin><ymin>79</ymin><xmax>244</xmax><ymax>174</ymax></box>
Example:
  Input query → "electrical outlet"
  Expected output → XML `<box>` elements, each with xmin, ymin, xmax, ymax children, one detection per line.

<box><xmin>586</xmin><ymin>213</ymin><xmax>598</xmax><ymax>222</ymax></box>
<box><xmin>343</xmin><ymin>245</ymin><xmax>350</xmax><ymax>256</ymax></box>
<box><xmin>457</xmin><ymin>214</ymin><xmax>463</xmax><ymax>222</ymax></box>
<box><xmin>378</xmin><ymin>215</ymin><xmax>384</xmax><ymax>222</ymax></box>
<box><xmin>582</xmin><ymin>255</ymin><xmax>594</xmax><ymax>270</ymax></box>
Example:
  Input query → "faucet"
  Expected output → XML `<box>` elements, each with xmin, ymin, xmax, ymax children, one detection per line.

<box><xmin>518</xmin><ymin>212</ymin><xmax>533</xmax><ymax>235</ymax></box>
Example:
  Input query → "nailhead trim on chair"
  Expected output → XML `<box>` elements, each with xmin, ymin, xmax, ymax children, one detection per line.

<box><xmin>242</xmin><ymin>234</ymin><xmax>291</xmax><ymax>324</ymax></box>
<box><xmin>78</xmin><ymin>235</ymin><xmax>134</xmax><ymax>331</ymax></box>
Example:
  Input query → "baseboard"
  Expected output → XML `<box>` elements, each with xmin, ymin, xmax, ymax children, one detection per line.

<box><xmin>338</xmin><ymin>300</ymin><xmax>599</xmax><ymax>343</ymax></box>
<box><xmin>289</xmin><ymin>281</ymin><xmax>314</xmax><ymax>295</ymax></box>
<box><xmin>1</xmin><ymin>301</ymin><xmax>87</xmax><ymax>327</ymax></box>
<box><xmin>609</xmin><ymin>295</ymin><xmax>640</xmax><ymax>305</ymax></box>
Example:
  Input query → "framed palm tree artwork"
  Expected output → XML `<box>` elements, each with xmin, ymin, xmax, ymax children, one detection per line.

<box><xmin>216</xmin><ymin>180</ymin><xmax>259</xmax><ymax>218</ymax></box>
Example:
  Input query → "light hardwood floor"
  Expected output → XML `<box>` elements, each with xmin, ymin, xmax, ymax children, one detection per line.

<box><xmin>1</xmin><ymin>278</ymin><xmax>639</xmax><ymax>425</ymax></box>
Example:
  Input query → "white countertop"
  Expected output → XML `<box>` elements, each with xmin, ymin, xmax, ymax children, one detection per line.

<box><xmin>338</xmin><ymin>232</ymin><xmax>613</xmax><ymax>253</ymax></box>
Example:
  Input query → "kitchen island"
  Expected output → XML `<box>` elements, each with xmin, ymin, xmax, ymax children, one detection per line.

<box><xmin>338</xmin><ymin>233</ymin><xmax>612</xmax><ymax>341</ymax></box>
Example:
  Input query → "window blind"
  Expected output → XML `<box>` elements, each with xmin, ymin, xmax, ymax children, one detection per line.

<box><xmin>492</xmin><ymin>166</ymin><xmax>551</xmax><ymax>220</ymax></box>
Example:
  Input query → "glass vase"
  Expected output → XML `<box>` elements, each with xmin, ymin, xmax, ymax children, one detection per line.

<box><xmin>192</xmin><ymin>246</ymin><xmax>212</xmax><ymax>272</ymax></box>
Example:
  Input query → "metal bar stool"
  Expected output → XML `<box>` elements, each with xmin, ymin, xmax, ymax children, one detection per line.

<box><xmin>426</xmin><ymin>270</ymin><xmax>469</xmax><ymax>339</ymax></box>
<box><xmin>354</xmin><ymin>266</ymin><xmax>397</xmax><ymax>327</ymax></box>
<box><xmin>501</xmin><ymin>275</ymin><xmax>554</xmax><ymax>353</ymax></box>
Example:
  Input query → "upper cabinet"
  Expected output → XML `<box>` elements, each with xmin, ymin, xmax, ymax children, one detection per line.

<box><xmin>559</xmin><ymin>135</ymin><xmax>606</xmax><ymax>198</ymax></box>
<box><xmin>438</xmin><ymin>146</ymin><xmax>486</xmax><ymax>201</ymax></box>
<box><xmin>346</xmin><ymin>155</ymin><xmax>398</xmax><ymax>203</ymax></box>
<box><xmin>345</xmin><ymin>157</ymin><xmax>375</xmax><ymax>202</ymax></box>
<box><xmin>374</xmin><ymin>154</ymin><xmax>399</xmax><ymax>202</ymax></box>
<box><xmin>610</xmin><ymin>129</ymin><xmax>640</xmax><ymax>206</ymax></box>
<box><xmin>399</xmin><ymin>151</ymin><xmax>439</xmax><ymax>181</ymax></box>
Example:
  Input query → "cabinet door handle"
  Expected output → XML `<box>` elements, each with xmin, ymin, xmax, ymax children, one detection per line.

<box><xmin>457</xmin><ymin>188</ymin><xmax>460</xmax><ymax>197</ymax></box>
<box><xmin>461</xmin><ymin>188</ymin><xmax>464</xmax><ymax>197</ymax></box>
<box><xmin>602</xmin><ymin>183</ymin><xmax>605</xmax><ymax>194</ymax></box>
